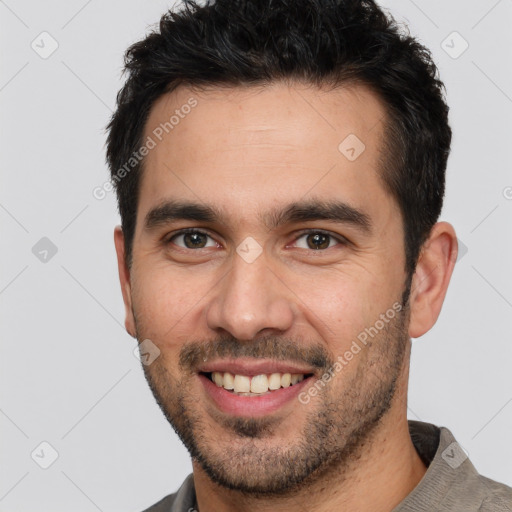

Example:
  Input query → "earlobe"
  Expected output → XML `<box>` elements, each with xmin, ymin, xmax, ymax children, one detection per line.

<box><xmin>408</xmin><ymin>222</ymin><xmax>458</xmax><ymax>339</ymax></box>
<box><xmin>113</xmin><ymin>226</ymin><xmax>137</xmax><ymax>338</ymax></box>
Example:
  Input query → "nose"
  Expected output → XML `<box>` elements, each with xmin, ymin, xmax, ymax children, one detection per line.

<box><xmin>205</xmin><ymin>250</ymin><xmax>295</xmax><ymax>341</ymax></box>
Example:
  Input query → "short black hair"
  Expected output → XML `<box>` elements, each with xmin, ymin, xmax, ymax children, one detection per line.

<box><xmin>105</xmin><ymin>0</ymin><xmax>451</xmax><ymax>278</ymax></box>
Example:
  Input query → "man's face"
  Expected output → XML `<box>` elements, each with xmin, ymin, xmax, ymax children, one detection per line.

<box><xmin>121</xmin><ymin>82</ymin><xmax>412</xmax><ymax>493</ymax></box>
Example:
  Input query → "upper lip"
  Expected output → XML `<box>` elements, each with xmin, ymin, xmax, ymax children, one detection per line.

<box><xmin>198</xmin><ymin>358</ymin><xmax>316</xmax><ymax>377</ymax></box>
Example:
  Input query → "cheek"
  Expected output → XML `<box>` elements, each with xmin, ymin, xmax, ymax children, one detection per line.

<box><xmin>296</xmin><ymin>268</ymin><xmax>397</xmax><ymax>354</ymax></box>
<box><xmin>131</xmin><ymin>265</ymin><xmax>204</xmax><ymax>348</ymax></box>
<box><xmin>294</xmin><ymin>274</ymin><xmax>368</xmax><ymax>345</ymax></box>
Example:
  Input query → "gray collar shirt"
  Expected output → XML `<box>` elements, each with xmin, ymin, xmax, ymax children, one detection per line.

<box><xmin>142</xmin><ymin>421</ymin><xmax>512</xmax><ymax>511</ymax></box>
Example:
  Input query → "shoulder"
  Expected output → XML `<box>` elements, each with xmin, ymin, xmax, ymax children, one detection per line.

<box><xmin>140</xmin><ymin>473</ymin><xmax>196</xmax><ymax>512</ymax></box>
<box><xmin>396</xmin><ymin>422</ymin><xmax>512</xmax><ymax>512</ymax></box>
<box><xmin>477</xmin><ymin>475</ymin><xmax>512</xmax><ymax>512</ymax></box>
<box><xmin>141</xmin><ymin>492</ymin><xmax>178</xmax><ymax>512</ymax></box>
<box><xmin>435</xmin><ymin>426</ymin><xmax>512</xmax><ymax>511</ymax></box>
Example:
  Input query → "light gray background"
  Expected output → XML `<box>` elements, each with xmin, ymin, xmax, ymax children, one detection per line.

<box><xmin>1</xmin><ymin>1</ymin><xmax>511</xmax><ymax>510</ymax></box>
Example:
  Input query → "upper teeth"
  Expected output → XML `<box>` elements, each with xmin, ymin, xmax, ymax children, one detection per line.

<box><xmin>211</xmin><ymin>372</ymin><xmax>305</xmax><ymax>394</ymax></box>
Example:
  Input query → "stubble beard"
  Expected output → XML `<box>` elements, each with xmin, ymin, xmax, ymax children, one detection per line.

<box><xmin>136</xmin><ymin>297</ymin><xmax>411</xmax><ymax>496</ymax></box>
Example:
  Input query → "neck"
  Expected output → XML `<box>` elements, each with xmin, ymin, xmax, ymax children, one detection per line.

<box><xmin>193</xmin><ymin>348</ymin><xmax>426</xmax><ymax>512</ymax></box>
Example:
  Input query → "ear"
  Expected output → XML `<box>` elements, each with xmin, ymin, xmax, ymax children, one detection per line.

<box><xmin>408</xmin><ymin>222</ymin><xmax>458</xmax><ymax>339</ymax></box>
<box><xmin>114</xmin><ymin>226</ymin><xmax>137</xmax><ymax>338</ymax></box>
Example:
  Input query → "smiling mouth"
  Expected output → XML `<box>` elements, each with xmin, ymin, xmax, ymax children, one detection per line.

<box><xmin>202</xmin><ymin>371</ymin><xmax>314</xmax><ymax>396</ymax></box>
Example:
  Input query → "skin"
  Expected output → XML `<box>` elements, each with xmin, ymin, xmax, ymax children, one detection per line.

<box><xmin>114</xmin><ymin>82</ymin><xmax>458</xmax><ymax>511</ymax></box>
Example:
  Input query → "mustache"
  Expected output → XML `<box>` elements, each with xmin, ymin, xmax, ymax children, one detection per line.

<box><xmin>179</xmin><ymin>334</ymin><xmax>334</xmax><ymax>374</ymax></box>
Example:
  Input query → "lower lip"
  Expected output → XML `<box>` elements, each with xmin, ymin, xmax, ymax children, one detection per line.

<box><xmin>199</xmin><ymin>374</ymin><xmax>312</xmax><ymax>417</ymax></box>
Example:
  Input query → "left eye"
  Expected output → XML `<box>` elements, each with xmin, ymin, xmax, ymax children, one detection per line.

<box><xmin>292</xmin><ymin>231</ymin><xmax>343</xmax><ymax>250</ymax></box>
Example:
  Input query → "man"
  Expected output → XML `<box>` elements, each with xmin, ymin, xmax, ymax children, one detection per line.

<box><xmin>106</xmin><ymin>0</ymin><xmax>512</xmax><ymax>510</ymax></box>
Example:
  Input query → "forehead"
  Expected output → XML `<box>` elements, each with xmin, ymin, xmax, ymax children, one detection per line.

<box><xmin>138</xmin><ymin>82</ymin><xmax>393</xmax><ymax>230</ymax></box>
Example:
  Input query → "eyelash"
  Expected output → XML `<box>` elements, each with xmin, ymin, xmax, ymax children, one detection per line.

<box><xmin>165</xmin><ymin>228</ymin><xmax>348</xmax><ymax>251</ymax></box>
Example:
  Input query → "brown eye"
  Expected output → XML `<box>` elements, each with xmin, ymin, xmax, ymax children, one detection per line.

<box><xmin>306</xmin><ymin>233</ymin><xmax>330</xmax><ymax>250</ymax></box>
<box><xmin>169</xmin><ymin>230</ymin><xmax>216</xmax><ymax>249</ymax></box>
<box><xmin>293</xmin><ymin>230</ymin><xmax>345</xmax><ymax>250</ymax></box>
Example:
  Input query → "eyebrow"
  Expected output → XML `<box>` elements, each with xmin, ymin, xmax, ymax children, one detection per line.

<box><xmin>144</xmin><ymin>198</ymin><xmax>372</xmax><ymax>234</ymax></box>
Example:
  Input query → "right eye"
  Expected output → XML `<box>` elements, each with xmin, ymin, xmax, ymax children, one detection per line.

<box><xmin>167</xmin><ymin>228</ymin><xmax>219</xmax><ymax>250</ymax></box>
